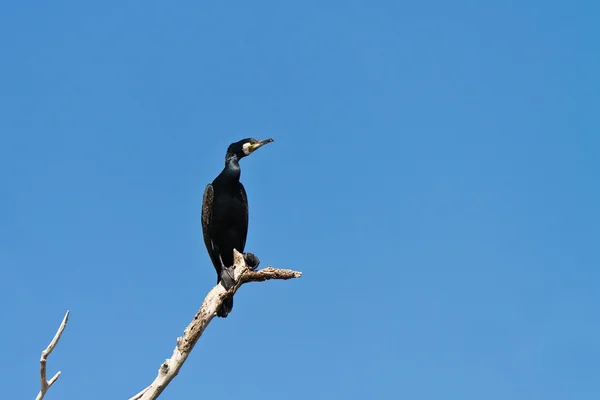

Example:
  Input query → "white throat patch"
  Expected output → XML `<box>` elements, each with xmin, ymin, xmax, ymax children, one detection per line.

<box><xmin>242</xmin><ymin>142</ymin><xmax>252</xmax><ymax>155</ymax></box>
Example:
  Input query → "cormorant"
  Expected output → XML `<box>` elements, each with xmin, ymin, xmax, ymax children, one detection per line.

<box><xmin>201</xmin><ymin>137</ymin><xmax>274</xmax><ymax>318</ymax></box>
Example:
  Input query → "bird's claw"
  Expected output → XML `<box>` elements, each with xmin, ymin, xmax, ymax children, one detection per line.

<box><xmin>220</xmin><ymin>266</ymin><xmax>235</xmax><ymax>290</ymax></box>
<box><xmin>244</xmin><ymin>253</ymin><xmax>260</xmax><ymax>270</ymax></box>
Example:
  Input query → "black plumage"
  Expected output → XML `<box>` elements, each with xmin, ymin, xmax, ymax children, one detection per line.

<box><xmin>201</xmin><ymin>137</ymin><xmax>274</xmax><ymax>317</ymax></box>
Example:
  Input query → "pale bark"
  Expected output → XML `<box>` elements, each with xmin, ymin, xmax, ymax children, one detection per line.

<box><xmin>129</xmin><ymin>249</ymin><xmax>302</xmax><ymax>400</ymax></box>
<box><xmin>36</xmin><ymin>310</ymin><xmax>70</xmax><ymax>400</ymax></box>
<box><xmin>32</xmin><ymin>251</ymin><xmax>300</xmax><ymax>400</ymax></box>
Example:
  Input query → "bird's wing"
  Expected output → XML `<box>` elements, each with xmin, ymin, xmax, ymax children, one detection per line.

<box><xmin>238</xmin><ymin>182</ymin><xmax>249</xmax><ymax>252</ymax></box>
<box><xmin>201</xmin><ymin>184</ymin><xmax>222</xmax><ymax>279</ymax></box>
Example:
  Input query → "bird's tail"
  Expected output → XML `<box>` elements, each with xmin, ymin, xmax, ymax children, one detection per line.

<box><xmin>217</xmin><ymin>297</ymin><xmax>233</xmax><ymax>318</ymax></box>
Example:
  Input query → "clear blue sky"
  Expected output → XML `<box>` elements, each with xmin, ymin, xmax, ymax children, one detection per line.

<box><xmin>1</xmin><ymin>1</ymin><xmax>598</xmax><ymax>399</ymax></box>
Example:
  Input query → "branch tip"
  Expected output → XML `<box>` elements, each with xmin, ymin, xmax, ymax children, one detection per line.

<box><xmin>36</xmin><ymin>310</ymin><xmax>70</xmax><ymax>400</ymax></box>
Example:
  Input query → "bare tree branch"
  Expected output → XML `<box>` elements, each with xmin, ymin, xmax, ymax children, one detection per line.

<box><xmin>36</xmin><ymin>310</ymin><xmax>70</xmax><ymax>400</ymax></box>
<box><xmin>129</xmin><ymin>250</ymin><xmax>302</xmax><ymax>400</ymax></box>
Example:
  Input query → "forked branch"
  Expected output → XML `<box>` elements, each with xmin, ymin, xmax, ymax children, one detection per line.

<box><xmin>129</xmin><ymin>250</ymin><xmax>301</xmax><ymax>400</ymax></box>
<box><xmin>36</xmin><ymin>310</ymin><xmax>70</xmax><ymax>400</ymax></box>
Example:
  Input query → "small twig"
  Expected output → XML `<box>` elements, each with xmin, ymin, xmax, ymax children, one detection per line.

<box><xmin>129</xmin><ymin>250</ymin><xmax>301</xmax><ymax>400</ymax></box>
<box><xmin>36</xmin><ymin>310</ymin><xmax>70</xmax><ymax>400</ymax></box>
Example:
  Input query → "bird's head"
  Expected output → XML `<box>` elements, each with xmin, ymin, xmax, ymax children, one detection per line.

<box><xmin>226</xmin><ymin>137</ymin><xmax>274</xmax><ymax>160</ymax></box>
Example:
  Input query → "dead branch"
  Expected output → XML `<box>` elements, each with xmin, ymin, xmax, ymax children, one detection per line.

<box><xmin>129</xmin><ymin>250</ymin><xmax>302</xmax><ymax>400</ymax></box>
<box><xmin>36</xmin><ymin>310</ymin><xmax>70</xmax><ymax>400</ymax></box>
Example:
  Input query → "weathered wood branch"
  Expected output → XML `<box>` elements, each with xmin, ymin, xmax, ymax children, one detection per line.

<box><xmin>129</xmin><ymin>250</ymin><xmax>302</xmax><ymax>400</ymax></box>
<box><xmin>36</xmin><ymin>310</ymin><xmax>70</xmax><ymax>400</ymax></box>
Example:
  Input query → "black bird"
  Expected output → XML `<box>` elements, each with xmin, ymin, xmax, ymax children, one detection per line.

<box><xmin>201</xmin><ymin>137</ymin><xmax>274</xmax><ymax>318</ymax></box>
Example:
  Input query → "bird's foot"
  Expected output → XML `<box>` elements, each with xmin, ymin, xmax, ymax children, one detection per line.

<box><xmin>220</xmin><ymin>266</ymin><xmax>235</xmax><ymax>290</ymax></box>
<box><xmin>244</xmin><ymin>253</ymin><xmax>260</xmax><ymax>270</ymax></box>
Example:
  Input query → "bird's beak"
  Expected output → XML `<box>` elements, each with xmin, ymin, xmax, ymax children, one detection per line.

<box><xmin>252</xmin><ymin>138</ymin><xmax>274</xmax><ymax>151</ymax></box>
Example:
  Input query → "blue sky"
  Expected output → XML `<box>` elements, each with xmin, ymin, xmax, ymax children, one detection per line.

<box><xmin>1</xmin><ymin>1</ymin><xmax>599</xmax><ymax>399</ymax></box>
